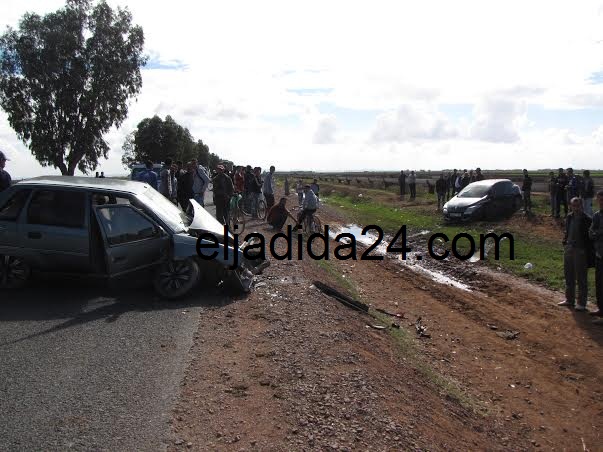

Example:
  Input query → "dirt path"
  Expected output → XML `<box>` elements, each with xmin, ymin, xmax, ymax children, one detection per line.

<box><xmin>169</xmin><ymin>195</ymin><xmax>602</xmax><ymax>451</ymax></box>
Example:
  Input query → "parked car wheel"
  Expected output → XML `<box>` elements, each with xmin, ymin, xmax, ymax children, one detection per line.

<box><xmin>0</xmin><ymin>255</ymin><xmax>31</xmax><ymax>289</ymax></box>
<box><xmin>153</xmin><ymin>258</ymin><xmax>201</xmax><ymax>299</ymax></box>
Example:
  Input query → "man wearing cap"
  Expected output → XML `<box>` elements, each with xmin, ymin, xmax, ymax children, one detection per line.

<box><xmin>0</xmin><ymin>151</ymin><xmax>11</xmax><ymax>192</ymax></box>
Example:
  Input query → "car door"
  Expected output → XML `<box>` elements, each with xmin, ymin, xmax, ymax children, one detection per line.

<box><xmin>0</xmin><ymin>187</ymin><xmax>32</xmax><ymax>256</ymax></box>
<box><xmin>93</xmin><ymin>204</ymin><xmax>169</xmax><ymax>277</ymax></box>
<box><xmin>20</xmin><ymin>188</ymin><xmax>90</xmax><ymax>272</ymax></box>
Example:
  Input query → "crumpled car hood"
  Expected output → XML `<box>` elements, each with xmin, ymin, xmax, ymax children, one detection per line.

<box><xmin>188</xmin><ymin>199</ymin><xmax>233</xmax><ymax>241</ymax></box>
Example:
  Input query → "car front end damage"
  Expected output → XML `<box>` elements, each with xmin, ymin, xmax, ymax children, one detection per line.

<box><xmin>172</xmin><ymin>200</ymin><xmax>268</xmax><ymax>294</ymax></box>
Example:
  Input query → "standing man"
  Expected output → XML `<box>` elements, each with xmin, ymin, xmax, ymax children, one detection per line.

<box><xmin>461</xmin><ymin>170</ymin><xmax>470</xmax><ymax>189</ymax></box>
<box><xmin>522</xmin><ymin>169</ymin><xmax>532</xmax><ymax>214</ymax></box>
<box><xmin>548</xmin><ymin>171</ymin><xmax>557</xmax><ymax>217</ymax></box>
<box><xmin>234</xmin><ymin>166</ymin><xmax>245</xmax><ymax>194</ymax></box>
<box><xmin>408</xmin><ymin>171</ymin><xmax>416</xmax><ymax>200</ymax></box>
<box><xmin>558</xmin><ymin>197</ymin><xmax>592</xmax><ymax>311</ymax></box>
<box><xmin>284</xmin><ymin>176</ymin><xmax>290</xmax><ymax>196</ymax></box>
<box><xmin>556</xmin><ymin>168</ymin><xmax>568</xmax><ymax>218</ymax></box>
<box><xmin>567</xmin><ymin>168</ymin><xmax>578</xmax><ymax>201</ymax></box>
<box><xmin>263</xmin><ymin>165</ymin><xmax>276</xmax><ymax>211</ymax></box>
<box><xmin>590</xmin><ymin>190</ymin><xmax>603</xmax><ymax>323</ymax></box>
<box><xmin>435</xmin><ymin>173</ymin><xmax>446</xmax><ymax>211</ymax></box>
<box><xmin>251</xmin><ymin>167</ymin><xmax>263</xmax><ymax>218</ymax></box>
<box><xmin>450</xmin><ymin>169</ymin><xmax>458</xmax><ymax>197</ymax></box>
<box><xmin>137</xmin><ymin>160</ymin><xmax>158</xmax><ymax>190</ymax></box>
<box><xmin>212</xmin><ymin>165</ymin><xmax>234</xmax><ymax>225</ymax></box>
<box><xmin>475</xmin><ymin>167</ymin><xmax>484</xmax><ymax>181</ymax></box>
<box><xmin>582</xmin><ymin>170</ymin><xmax>595</xmax><ymax>216</ymax></box>
<box><xmin>191</xmin><ymin>159</ymin><xmax>210</xmax><ymax>207</ymax></box>
<box><xmin>178</xmin><ymin>162</ymin><xmax>194</xmax><ymax>213</ymax></box>
<box><xmin>99</xmin><ymin>172</ymin><xmax>105</xmax><ymax>178</ymax></box>
<box><xmin>0</xmin><ymin>151</ymin><xmax>11</xmax><ymax>192</ymax></box>
<box><xmin>159</xmin><ymin>158</ymin><xmax>173</xmax><ymax>199</ymax></box>
<box><xmin>398</xmin><ymin>170</ymin><xmax>406</xmax><ymax>200</ymax></box>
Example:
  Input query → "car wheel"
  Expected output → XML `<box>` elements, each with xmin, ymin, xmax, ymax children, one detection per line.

<box><xmin>0</xmin><ymin>255</ymin><xmax>31</xmax><ymax>289</ymax></box>
<box><xmin>153</xmin><ymin>258</ymin><xmax>201</xmax><ymax>299</ymax></box>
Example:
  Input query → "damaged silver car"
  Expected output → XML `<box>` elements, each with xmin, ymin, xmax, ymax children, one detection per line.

<box><xmin>0</xmin><ymin>176</ymin><xmax>266</xmax><ymax>298</ymax></box>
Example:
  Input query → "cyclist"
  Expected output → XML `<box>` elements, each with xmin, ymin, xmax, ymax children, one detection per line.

<box><xmin>297</xmin><ymin>184</ymin><xmax>318</xmax><ymax>229</ymax></box>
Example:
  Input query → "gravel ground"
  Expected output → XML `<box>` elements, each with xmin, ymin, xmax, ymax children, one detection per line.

<box><xmin>0</xmin><ymin>280</ymin><xmax>217</xmax><ymax>451</ymax></box>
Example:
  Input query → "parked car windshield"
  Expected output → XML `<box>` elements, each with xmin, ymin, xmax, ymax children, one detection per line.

<box><xmin>457</xmin><ymin>184</ymin><xmax>491</xmax><ymax>198</ymax></box>
<box><xmin>137</xmin><ymin>187</ymin><xmax>189</xmax><ymax>232</ymax></box>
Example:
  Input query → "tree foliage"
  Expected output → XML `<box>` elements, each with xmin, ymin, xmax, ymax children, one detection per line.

<box><xmin>121</xmin><ymin>114</ymin><xmax>224</xmax><ymax>169</ymax></box>
<box><xmin>0</xmin><ymin>0</ymin><xmax>146</xmax><ymax>175</ymax></box>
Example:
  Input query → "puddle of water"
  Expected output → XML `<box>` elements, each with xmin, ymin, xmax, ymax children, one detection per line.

<box><xmin>329</xmin><ymin>224</ymin><xmax>471</xmax><ymax>291</ymax></box>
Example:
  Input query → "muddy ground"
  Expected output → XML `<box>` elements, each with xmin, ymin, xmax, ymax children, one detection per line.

<box><xmin>168</xmin><ymin>191</ymin><xmax>602</xmax><ymax>451</ymax></box>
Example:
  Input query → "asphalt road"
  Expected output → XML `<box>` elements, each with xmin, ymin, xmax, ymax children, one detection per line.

<box><xmin>0</xmin><ymin>193</ymin><xmax>221</xmax><ymax>451</ymax></box>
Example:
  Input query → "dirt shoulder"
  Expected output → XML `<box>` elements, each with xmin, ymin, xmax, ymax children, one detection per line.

<box><xmin>169</xmin><ymin>194</ymin><xmax>602</xmax><ymax>451</ymax></box>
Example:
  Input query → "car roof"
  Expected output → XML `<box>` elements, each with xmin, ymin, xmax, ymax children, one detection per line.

<box><xmin>15</xmin><ymin>176</ymin><xmax>149</xmax><ymax>194</ymax></box>
<box><xmin>469</xmin><ymin>178</ymin><xmax>513</xmax><ymax>186</ymax></box>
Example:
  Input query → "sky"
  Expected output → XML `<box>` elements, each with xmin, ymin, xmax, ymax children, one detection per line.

<box><xmin>1</xmin><ymin>0</ymin><xmax>603</xmax><ymax>177</ymax></box>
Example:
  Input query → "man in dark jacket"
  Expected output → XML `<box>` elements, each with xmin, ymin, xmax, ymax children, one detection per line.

<box><xmin>212</xmin><ymin>165</ymin><xmax>234</xmax><ymax>225</ymax></box>
<box><xmin>435</xmin><ymin>173</ymin><xmax>447</xmax><ymax>211</ymax></box>
<box><xmin>556</xmin><ymin>168</ymin><xmax>568</xmax><ymax>218</ymax></box>
<box><xmin>589</xmin><ymin>190</ymin><xmax>603</xmax><ymax>323</ymax></box>
<box><xmin>475</xmin><ymin>167</ymin><xmax>485</xmax><ymax>181</ymax></box>
<box><xmin>266</xmin><ymin>198</ymin><xmax>296</xmax><ymax>231</ymax></box>
<box><xmin>548</xmin><ymin>171</ymin><xmax>557</xmax><ymax>217</ymax></box>
<box><xmin>450</xmin><ymin>169</ymin><xmax>458</xmax><ymax>197</ymax></box>
<box><xmin>522</xmin><ymin>169</ymin><xmax>533</xmax><ymax>214</ymax></box>
<box><xmin>177</xmin><ymin>162</ymin><xmax>194</xmax><ymax>214</ymax></box>
<box><xmin>558</xmin><ymin>197</ymin><xmax>593</xmax><ymax>311</ymax></box>
<box><xmin>582</xmin><ymin>170</ymin><xmax>595</xmax><ymax>216</ymax></box>
<box><xmin>398</xmin><ymin>170</ymin><xmax>406</xmax><ymax>200</ymax></box>
<box><xmin>0</xmin><ymin>151</ymin><xmax>10</xmax><ymax>192</ymax></box>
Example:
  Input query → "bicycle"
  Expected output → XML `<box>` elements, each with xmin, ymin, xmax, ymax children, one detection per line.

<box><xmin>228</xmin><ymin>193</ymin><xmax>246</xmax><ymax>233</ymax></box>
<box><xmin>302</xmin><ymin>211</ymin><xmax>322</xmax><ymax>234</ymax></box>
<box><xmin>238</xmin><ymin>192</ymin><xmax>266</xmax><ymax>220</ymax></box>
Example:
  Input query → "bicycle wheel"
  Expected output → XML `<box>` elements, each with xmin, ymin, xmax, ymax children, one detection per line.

<box><xmin>311</xmin><ymin>215</ymin><xmax>322</xmax><ymax>233</ymax></box>
<box><xmin>238</xmin><ymin>196</ymin><xmax>251</xmax><ymax>216</ymax></box>
<box><xmin>229</xmin><ymin>207</ymin><xmax>246</xmax><ymax>233</ymax></box>
<box><xmin>257</xmin><ymin>200</ymin><xmax>267</xmax><ymax>220</ymax></box>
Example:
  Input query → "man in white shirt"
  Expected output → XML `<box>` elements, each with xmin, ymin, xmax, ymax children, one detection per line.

<box><xmin>191</xmin><ymin>159</ymin><xmax>210</xmax><ymax>207</ymax></box>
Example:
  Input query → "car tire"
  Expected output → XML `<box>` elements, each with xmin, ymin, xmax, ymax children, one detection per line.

<box><xmin>0</xmin><ymin>255</ymin><xmax>31</xmax><ymax>289</ymax></box>
<box><xmin>153</xmin><ymin>258</ymin><xmax>201</xmax><ymax>299</ymax></box>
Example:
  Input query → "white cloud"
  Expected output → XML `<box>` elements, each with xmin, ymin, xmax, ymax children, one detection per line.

<box><xmin>313</xmin><ymin>115</ymin><xmax>338</xmax><ymax>144</ymax></box>
<box><xmin>470</xmin><ymin>97</ymin><xmax>526</xmax><ymax>143</ymax></box>
<box><xmin>371</xmin><ymin>104</ymin><xmax>458</xmax><ymax>142</ymax></box>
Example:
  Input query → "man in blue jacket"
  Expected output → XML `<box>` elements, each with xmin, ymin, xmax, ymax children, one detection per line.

<box><xmin>137</xmin><ymin>160</ymin><xmax>158</xmax><ymax>190</ymax></box>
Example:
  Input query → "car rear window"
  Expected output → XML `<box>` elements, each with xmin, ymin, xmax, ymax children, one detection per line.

<box><xmin>27</xmin><ymin>189</ymin><xmax>86</xmax><ymax>228</ymax></box>
<box><xmin>0</xmin><ymin>189</ymin><xmax>31</xmax><ymax>221</ymax></box>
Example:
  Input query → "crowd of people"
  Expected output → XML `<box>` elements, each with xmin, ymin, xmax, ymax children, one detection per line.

<box><xmin>399</xmin><ymin>168</ymin><xmax>486</xmax><ymax>204</ymax></box>
<box><xmin>134</xmin><ymin>159</ymin><xmax>320</xmax><ymax>232</ymax></box>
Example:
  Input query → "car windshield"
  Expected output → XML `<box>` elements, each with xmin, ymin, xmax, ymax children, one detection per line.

<box><xmin>457</xmin><ymin>184</ymin><xmax>491</xmax><ymax>198</ymax></box>
<box><xmin>137</xmin><ymin>187</ymin><xmax>190</xmax><ymax>232</ymax></box>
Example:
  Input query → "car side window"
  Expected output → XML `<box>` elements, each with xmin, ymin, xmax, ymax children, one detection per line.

<box><xmin>27</xmin><ymin>190</ymin><xmax>86</xmax><ymax>228</ymax></box>
<box><xmin>96</xmin><ymin>205</ymin><xmax>157</xmax><ymax>246</ymax></box>
<box><xmin>493</xmin><ymin>183</ymin><xmax>506</xmax><ymax>197</ymax></box>
<box><xmin>504</xmin><ymin>182</ymin><xmax>516</xmax><ymax>195</ymax></box>
<box><xmin>0</xmin><ymin>189</ymin><xmax>32</xmax><ymax>221</ymax></box>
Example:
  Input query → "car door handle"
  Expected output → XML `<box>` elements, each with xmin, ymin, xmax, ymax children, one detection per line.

<box><xmin>28</xmin><ymin>232</ymin><xmax>42</xmax><ymax>239</ymax></box>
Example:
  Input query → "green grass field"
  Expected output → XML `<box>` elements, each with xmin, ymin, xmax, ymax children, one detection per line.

<box><xmin>320</xmin><ymin>184</ymin><xmax>595</xmax><ymax>297</ymax></box>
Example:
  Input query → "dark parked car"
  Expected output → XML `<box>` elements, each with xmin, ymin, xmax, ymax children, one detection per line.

<box><xmin>443</xmin><ymin>179</ymin><xmax>522</xmax><ymax>222</ymax></box>
<box><xmin>0</xmin><ymin>176</ymin><xmax>263</xmax><ymax>298</ymax></box>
